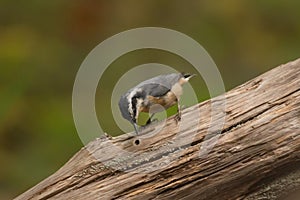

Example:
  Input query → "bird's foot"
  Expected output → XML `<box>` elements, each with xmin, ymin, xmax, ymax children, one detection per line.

<box><xmin>150</xmin><ymin>118</ymin><xmax>158</xmax><ymax>124</ymax></box>
<box><xmin>175</xmin><ymin>113</ymin><xmax>181</xmax><ymax>124</ymax></box>
<box><xmin>105</xmin><ymin>132</ymin><xmax>113</xmax><ymax>139</ymax></box>
<box><xmin>141</xmin><ymin>118</ymin><xmax>158</xmax><ymax>130</ymax></box>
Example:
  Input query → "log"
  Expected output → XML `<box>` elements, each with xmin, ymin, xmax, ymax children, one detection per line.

<box><xmin>16</xmin><ymin>59</ymin><xmax>300</xmax><ymax>200</ymax></box>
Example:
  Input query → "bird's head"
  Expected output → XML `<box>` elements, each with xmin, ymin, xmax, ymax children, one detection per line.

<box><xmin>119</xmin><ymin>88</ymin><xmax>146</xmax><ymax>124</ymax></box>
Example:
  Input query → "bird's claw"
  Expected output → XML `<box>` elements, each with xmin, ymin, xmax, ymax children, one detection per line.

<box><xmin>150</xmin><ymin>118</ymin><xmax>158</xmax><ymax>123</ymax></box>
<box><xmin>145</xmin><ymin>118</ymin><xmax>158</xmax><ymax>126</ymax></box>
<box><xmin>101</xmin><ymin>132</ymin><xmax>112</xmax><ymax>140</ymax></box>
<box><xmin>175</xmin><ymin>113</ymin><xmax>181</xmax><ymax>123</ymax></box>
<box><xmin>140</xmin><ymin>119</ymin><xmax>158</xmax><ymax>131</ymax></box>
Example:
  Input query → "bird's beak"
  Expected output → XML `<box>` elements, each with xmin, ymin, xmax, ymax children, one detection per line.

<box><xmin>133</xmin><ymin>123</ymin><xmax>139</xmax><ymax>135</ymax></box>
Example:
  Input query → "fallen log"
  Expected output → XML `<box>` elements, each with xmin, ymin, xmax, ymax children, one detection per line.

<box><xmin>16</xmin><ymin>59</ymin><xmax>300</xmax><ymax>200</ymax></box>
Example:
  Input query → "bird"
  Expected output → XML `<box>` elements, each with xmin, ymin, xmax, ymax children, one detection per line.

<box><xmin>118</xmin><ymin>72</ymin><xmax>195</xmax><ymax>134</ymax></box>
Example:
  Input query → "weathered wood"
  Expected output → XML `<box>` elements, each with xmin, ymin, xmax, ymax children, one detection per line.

<box><xmin>16</xmin><ymin>59</ymin><xmax>300</xmax><ymax>200</ymax></box>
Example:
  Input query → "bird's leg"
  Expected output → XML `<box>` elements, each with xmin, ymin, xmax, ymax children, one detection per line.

<box><xmin>139</xmin><ymin>113</ymin><xmax>156</xmax><ymax>131</ymax></box>
<box><xmin>145</xmin><ymin>113</ymin><xmax>156</xmax><ymax>125</ymax></box>
<box><xmin>175</xmin><ymin>100</ymin><xmax>182</xmax><ymax>123</ymax></box>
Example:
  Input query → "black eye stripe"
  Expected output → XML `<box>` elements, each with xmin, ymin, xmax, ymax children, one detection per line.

<box><xmin>131</xmin><ymin>97</ymin><xmax>137</xmax><ymax>121</ymax></box>
<box><xmin>130</xmin><ymin>90</ymin><xmax>146</xmax><ymax>122</ymax></box>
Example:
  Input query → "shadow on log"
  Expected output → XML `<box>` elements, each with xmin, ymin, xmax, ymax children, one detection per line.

<box><xmin>16</xmin><ymin>59</ymin><xmax>300</xmax><ymax>200</ymax></box>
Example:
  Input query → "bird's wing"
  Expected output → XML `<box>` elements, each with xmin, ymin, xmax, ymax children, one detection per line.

<box><xmin>141</xmin><ymin>83</ymin><xmax>170</xmax><ymax>97</ymax></box>
<box><xmin>137</xmin><ymin>73</ymin><xmax>182</xmax><ymax>97</ymax></box>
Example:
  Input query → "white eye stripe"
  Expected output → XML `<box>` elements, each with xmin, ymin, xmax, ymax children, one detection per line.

<box><xmin>127</xmin><ymin>88</ymin><xmax>142</xmax><ymax>118</ymax></box>
<box><xmin>135</xmin><ymin>98</ymin><xmax>143</xmax><ymax>120</ymax></box>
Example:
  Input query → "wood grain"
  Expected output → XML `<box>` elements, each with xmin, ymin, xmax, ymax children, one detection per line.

<box><xmin>16</xmin><ymin>59</ymin><xmax>300</xmax><ymax>200</ymax></box>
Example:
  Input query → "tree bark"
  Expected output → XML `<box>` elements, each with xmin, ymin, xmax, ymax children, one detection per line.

<box><xmin>16</xmin><ymin>59</ymin><xmax>300</xmax><ymax>200</ymax></box>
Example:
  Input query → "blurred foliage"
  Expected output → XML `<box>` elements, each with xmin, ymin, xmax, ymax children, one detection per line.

<box><xmin>1</xmin><ymin>0</ymin><xmax>300</xmax><ymax>198</ymax></box>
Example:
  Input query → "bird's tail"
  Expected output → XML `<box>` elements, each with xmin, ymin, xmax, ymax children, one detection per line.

<box><xmin>182</xmin><ymin>73</ymin><xmax>196</xmax><ymax>81</ymax></box>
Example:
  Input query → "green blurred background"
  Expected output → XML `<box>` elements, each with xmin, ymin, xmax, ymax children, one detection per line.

<box><xmin>1</xmin><ymin>0</ymin><xmax>300</xmax><ymax>199</ymax></box>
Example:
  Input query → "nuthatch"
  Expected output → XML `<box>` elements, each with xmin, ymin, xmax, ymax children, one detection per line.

<box><xmin>119</xmin><ymin>73</ymin><xmax>195</xmax><ymax>134</ymax></box>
